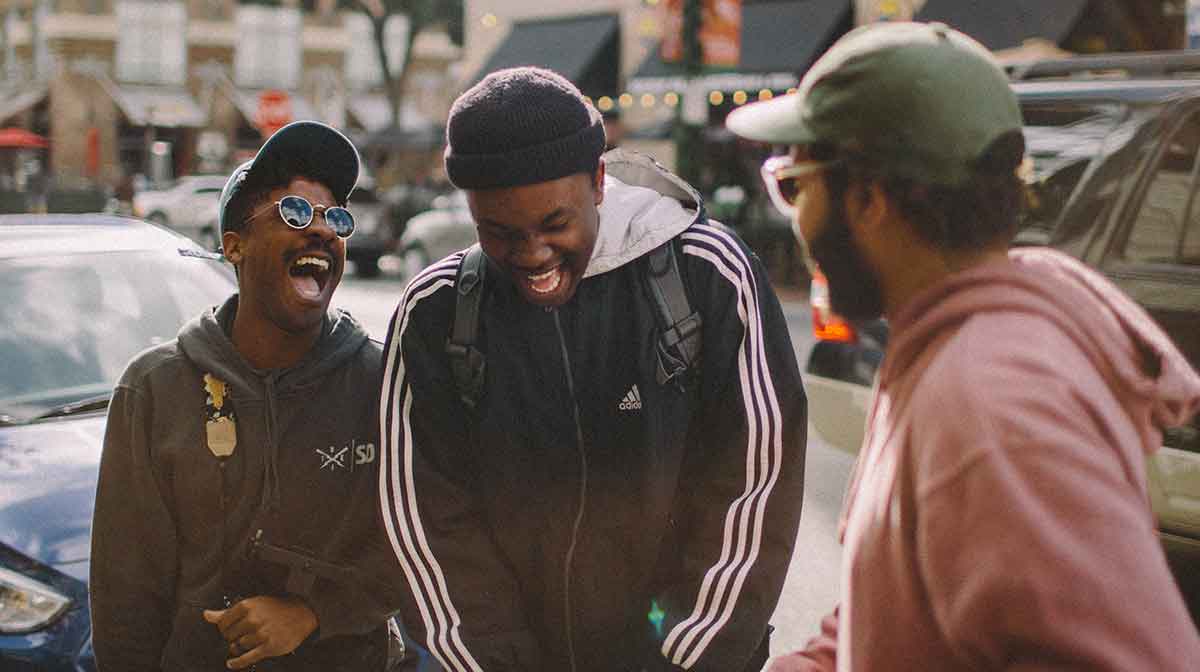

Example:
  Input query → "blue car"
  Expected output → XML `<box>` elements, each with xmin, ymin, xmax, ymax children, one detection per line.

<box><xmin>0</xmin><ymin>214</ymin><xmax>235</xmax><ymax>670</ymax></box>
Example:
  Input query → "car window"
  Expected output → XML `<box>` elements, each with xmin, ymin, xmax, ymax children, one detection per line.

<box><xmin>1121</xmin><ymin>110</ymin><xmax>1200</xmax><ymax>267</ymax></box>
<box><xmin>1018</xmin><ymin>102</ymin><xmax>1146</xmax><ymax>250</ymax></box>
<box><xmin>0</xmin><ymin>250</ymin><xmax>234</xmax><ymax>419</ymax></box>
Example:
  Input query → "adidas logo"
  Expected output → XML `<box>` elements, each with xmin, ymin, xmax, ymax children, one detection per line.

<box><xmin>619</xmin><ymin>384</ymin><xmax>643</xmax><ymax>411</ymax></box>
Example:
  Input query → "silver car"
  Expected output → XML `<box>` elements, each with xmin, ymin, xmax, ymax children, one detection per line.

<box><xmin>398</xmin><ymin>190</ymin><xmax>477</xmax><ymax>279</ymax></box>
<box><xmin>132</xmin><ymin>175</ymin><xmax>226</xmax><ymax>251</ymax></box>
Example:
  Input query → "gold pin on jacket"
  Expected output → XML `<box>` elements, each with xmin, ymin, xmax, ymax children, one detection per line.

<box><xmin>204</xmin><ymin>373</ymin><xmax>237</xmax><ymax>458</ymax></box>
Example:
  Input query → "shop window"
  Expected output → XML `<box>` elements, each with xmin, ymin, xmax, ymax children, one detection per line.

<box><xmin>115</xmin><ymin>1</ymin><xmax>187</xmax><ymax>85</ymax></box>
<box><xmin>234</xmin><ymin>4</ymin><xmax>302</xmax><ymax>90</ymax></box>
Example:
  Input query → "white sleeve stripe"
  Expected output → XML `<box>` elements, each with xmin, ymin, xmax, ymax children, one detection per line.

<box><xmin>678</xmin><ymin>228</ymin><xmax>785</xmax><ymax>667</ymax></box>
<box><xmin>381</xmin><ymin>273</ymin><xmax>472</xmax><ymax>672</ymax></box>
<box><xmin>651</xmin><ymin>227</ymin><xmax>782</xmax><ymax>667</ymax></box>
<box><xmin>379</xmin><ymin>268</ymin><xmax>484</xmax><ymax>672</ymax></box>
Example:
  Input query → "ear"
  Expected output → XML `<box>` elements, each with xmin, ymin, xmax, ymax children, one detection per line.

<box><xmin>222</xmin><ymin>230</ymin><xmax>244</xmax><ymax>265</ymax></box>
<box><xmin>844</xmin><ymin>180</ymin><xmax>889</xmax><ymax>239</ymax></box>
<box><xmin>592</xmin><ymin>157</ymin><xmax>606</xmax><ymax>206</ymax></box>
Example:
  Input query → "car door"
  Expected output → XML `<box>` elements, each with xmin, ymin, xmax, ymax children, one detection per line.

<box><xmin>1095</xmin><ymin>101</ymin><xmax>1200</xmax><ymax>622</ymax></box>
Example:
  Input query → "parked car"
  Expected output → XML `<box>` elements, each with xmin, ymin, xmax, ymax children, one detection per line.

<box><xmin>345</xmin><ymin>180</ymin><xmax>389</xmax><ymax>277</ymax></box>
<box><xmin>804</xmin><ymin>53</ymin><xmax>1200</xmax><ymax>622</ymax></box>
<box><xmin>0</xmin><ymin>214</ymin><xmax>236</xmax><ymax>670</ymax></box>
<box><xmin>131</xmin><ymin>174</ymin><xmax>227</xmax><ymax>251</ymax></box>
<box><xmin>398</xmin><ymin>190</ymin><xmax>477</xmax><ymax>278</ymax></box>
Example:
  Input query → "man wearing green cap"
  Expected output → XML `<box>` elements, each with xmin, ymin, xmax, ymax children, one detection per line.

<box><xmin>728</xmin><ymin>21</ymin><xmax>1200</xmax><ymax>670</ymax></box>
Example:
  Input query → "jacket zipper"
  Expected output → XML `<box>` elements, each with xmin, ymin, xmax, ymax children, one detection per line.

<box><xmin>552</xmin><ymin>308</ymin><xmax>587</xmax><ymax>672</ymax></box>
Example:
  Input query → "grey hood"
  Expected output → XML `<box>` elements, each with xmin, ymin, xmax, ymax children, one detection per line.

<box><xmin>584</xmin><ymin>148</ymin><xmax>706</xmax><ymax>278</ymax></box>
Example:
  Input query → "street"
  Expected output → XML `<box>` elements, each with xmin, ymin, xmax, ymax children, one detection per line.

<box><xmin>334</xmin><ymin>268</ymin><xmax>855</xmax><ymax>658</ymax></box>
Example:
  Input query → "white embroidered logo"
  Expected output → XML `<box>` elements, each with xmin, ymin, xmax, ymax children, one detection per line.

<box><xmin>619</xmin><ymin>384</ymin><xmax>643</xmax><ymax>411</ymax></box>
<box><xmin>313</xmin><ymin>441</ymin><xmax>376</xmax><ymax>472</ymax></box>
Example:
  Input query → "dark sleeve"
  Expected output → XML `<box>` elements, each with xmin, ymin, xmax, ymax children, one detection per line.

<box><xmin>90</xmin><ymin>384</ymin><xmax>179</xmax><ymax>672</ymax></box>
<box><xmin>304</xmin><ymin>516</ymin><xmax>404</xmax><ymax>641</ymax></box>
<box><xmin>643</xmin><ymin>226</ymin><xmax>808</xmax><ymax>672</ymax></box>
<box><xmin>377</xmin><ymin>271</ymin><xmax>541</xmax><ymax>672</ymax></box>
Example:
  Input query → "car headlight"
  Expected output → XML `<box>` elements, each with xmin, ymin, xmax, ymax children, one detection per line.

<box><xmin>0</xmin><ymin>566</ymin><xmax>71</xmax><ymax>633</ymax></box>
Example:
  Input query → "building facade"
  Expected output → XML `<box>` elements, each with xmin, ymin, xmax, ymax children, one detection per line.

<box><xmin>0</xmin><ymin>0</ymin><xmax>460</xmax><ymax>193</ymax></box>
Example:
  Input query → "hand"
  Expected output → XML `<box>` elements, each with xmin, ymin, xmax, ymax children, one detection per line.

<box><xmin>203</xmin><ymin>595</ymin><xmax>318</xmax><ymax>669</ymax></box>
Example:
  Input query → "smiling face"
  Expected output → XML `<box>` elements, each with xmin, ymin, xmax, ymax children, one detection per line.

<box><xmin>469</xmin><ymin>166</ymin><xmax>604</xmax><ymax>307</ymax></box>
<box><xmin>222</xmin><ymin>176</ymin><xmax>346</xmax><ymax>336</ymax></box>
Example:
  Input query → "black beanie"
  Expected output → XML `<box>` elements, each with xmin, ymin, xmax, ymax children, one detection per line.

<box><xmin>444</xmin><ymin>67</ymin><xmax>607</xmax><ymax>190</ymax></box>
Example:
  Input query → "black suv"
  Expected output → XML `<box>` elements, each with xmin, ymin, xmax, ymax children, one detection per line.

<box><xmin>804</xmin><ymin>52</ymin><xmax>1200</xmax><ymax>620</ymax></box>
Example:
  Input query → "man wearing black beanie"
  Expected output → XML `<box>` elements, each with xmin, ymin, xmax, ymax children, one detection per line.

<box><xmin>379</xmin><ymin>67</ymin><xmax>807</xmax><ymax>672</ymax></box>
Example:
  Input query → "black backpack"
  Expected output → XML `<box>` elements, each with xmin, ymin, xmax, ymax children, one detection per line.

<box><xmin>444</xmin><ymin>242</ymin><xmax>702</xmax><ymax>410</ymax></box>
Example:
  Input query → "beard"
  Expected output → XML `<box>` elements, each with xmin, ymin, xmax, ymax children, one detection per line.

<box><xmin>803</xmin><ymin>193</ymin><xmax>885</xmax><ymax>323</ymax></box>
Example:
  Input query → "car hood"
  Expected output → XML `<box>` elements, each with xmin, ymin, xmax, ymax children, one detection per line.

<box><xmin>0</xmin><ymin>413</ymin><xmax>105</xmax><ymax>566</ymax></box>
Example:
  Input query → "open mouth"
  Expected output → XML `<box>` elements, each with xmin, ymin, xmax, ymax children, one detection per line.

<box><xmin>525</xmin><ymin>265</ymin><xmax>564</xmax><ymax>295</ymax></box>
<box><xmin>288</xmin><ymin>254</ymin><xmax>332</xmax><ymax>302</ymax></box>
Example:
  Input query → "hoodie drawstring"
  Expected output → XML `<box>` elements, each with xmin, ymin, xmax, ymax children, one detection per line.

<box><xmin>262</xmin><ymin>375</ymin><xmax>283</xmax><ymax>511</ymax></box>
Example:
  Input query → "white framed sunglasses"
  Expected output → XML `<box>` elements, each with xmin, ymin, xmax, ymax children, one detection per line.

<box><xmin>760</xmin><ymin>155</ymin><xmax>841</xmax><ymax>217</ymax></box>
<box><xmin>245</xmin><ymin>195</ymin><xmax>355</xmax><ymax>239</ymax></box>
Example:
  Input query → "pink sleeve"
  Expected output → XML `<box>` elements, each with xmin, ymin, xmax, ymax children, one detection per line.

<box><xmin>766</xmin><ymin>606</ymin><xmax>839</xmax><ymax>672</ymax></box>
<box><xmin>913</xmin><ymin>356</ymin><xmax>1200</xmax><ymax>670</ymax></box>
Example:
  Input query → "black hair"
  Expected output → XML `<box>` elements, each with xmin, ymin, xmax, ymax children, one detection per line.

<box><xmin>820</xmin><ymin>132</ymin><xmax>1029</xmax><ymax>251</ymax></box>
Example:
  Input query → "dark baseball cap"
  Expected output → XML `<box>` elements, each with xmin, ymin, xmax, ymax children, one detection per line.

<box><xmin>726</xmin><ymin>22</ymin><xmax>1023</xmax><ymax>186</ymax></box>
<box><xmin>218</xmin><ymin>120</ymin><xmax>361</xmax><ymax>233</ymax></box>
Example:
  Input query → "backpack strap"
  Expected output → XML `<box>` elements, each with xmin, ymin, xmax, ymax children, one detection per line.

<box><xmin>446</xmin><ymin>244</ymin><xmax>487</xmax><ymax>410</ymax></box>
<box><xmin>644</xmin><ymin>240</ymin><xmax>702</xmax><ymax>389</ymax></box>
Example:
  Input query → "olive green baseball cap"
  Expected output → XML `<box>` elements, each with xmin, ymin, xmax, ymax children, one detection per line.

<box><xmin>726</xmin><ymin>21</ymin><xmax>1022</xmax><ymax>186</ymax></box>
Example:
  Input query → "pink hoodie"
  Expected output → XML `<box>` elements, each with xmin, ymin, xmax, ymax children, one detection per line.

<box><xmin>773</xmin><ymin>248</ymin><xmax>1200</xmax><ymax>671</ymax></box>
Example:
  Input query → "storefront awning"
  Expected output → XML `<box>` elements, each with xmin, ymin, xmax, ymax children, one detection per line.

<box><xmin>346</xmin><ymin>94</ymin><xmax>438</xmax><ymax>135</ymax></box>
<box><xmin>629</xmin><ymin>0</ymin><xmax>852</xmax><ymax>95</ymax></box>
<box><xmin>472</xmin><ymin>13</ymin><xmax>620</xmax><ymax>97</ymax></box>
<box><xmin>232</xmin><ymin>90</ymin><xmax>321</xmax><ymax>129</ymax></box>
<box><xmin>112</xmin><ymin>85</ymin><xmax>207</xmax><ymax>128</ymax></box>
<box><xmin>0</xmin><ymin>86</ymin><xmax>48</xmax><ymax>124</ymax></box>
<box><xmin>914</xmin><ymin>0</ymin><xmax>1088</xmax><ymax>51</ymax></box>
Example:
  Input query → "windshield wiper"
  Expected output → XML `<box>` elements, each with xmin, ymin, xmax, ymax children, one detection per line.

<box><xmin>33</xmin><ymin>394</ymin><xmax>112</xmax><ymax>421</ymax></box>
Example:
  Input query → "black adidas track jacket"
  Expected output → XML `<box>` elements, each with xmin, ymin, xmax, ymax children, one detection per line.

<box><xmin>379</xmin><ymin>154</ymin><xmax>807</xmax><ymax>672</ymax></box>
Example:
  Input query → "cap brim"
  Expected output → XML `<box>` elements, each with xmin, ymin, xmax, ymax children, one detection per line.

<box><xmin>725</xmin><ymin>93</ymin><xmax>815</xmax><ymax>145</ymax></box>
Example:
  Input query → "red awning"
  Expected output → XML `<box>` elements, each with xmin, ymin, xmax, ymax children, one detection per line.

<box><xmin>0</xmin><ymin>127</ymin><xmax>48</xmax><ymax>149</ymax></box>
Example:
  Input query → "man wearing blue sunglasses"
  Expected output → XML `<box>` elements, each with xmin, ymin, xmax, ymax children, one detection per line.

<box><xmin>92</xmin><ymin>121</ymin><xmax>405</xmax><ymax>671</ymax></box>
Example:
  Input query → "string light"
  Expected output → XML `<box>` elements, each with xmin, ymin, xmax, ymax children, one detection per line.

<box><xmin>597</xmin><ymin>96</ymin><xmax>615</xmax><ymax>111</ymax></box>
<box><xmin>708</xmin><ymin>90</ymin><xmax>724</xmax><ymax>106</ymax></box>
<box><xmin>732</xmin><ymin>90</ymin><xmax>748</xmax><ymax>105</ymax></box>
<box><xmin>758</xmin><ymin>89</ymin><xmax>773</xmax><ymax>101</ymax></box>
<box><xmin>619</xmin><ymin>93</ymin><xmax>634</xmax><ymax>108</ymax></box>
<box><xmin>640</xmin><ymin>94</ymin><xmax>655</xmax><ymax>108</ymax></box>
<box><xmin>663</xmin><ymin>92</ymin><xmax>679</xmax><ymax>107</ymax></box>
<box><xmin>786</xmin><ymin>87</ymin><xmax>798</xmax><ymax>95</ymax></box>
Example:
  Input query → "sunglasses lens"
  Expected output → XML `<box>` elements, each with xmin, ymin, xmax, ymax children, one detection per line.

<box><xmin>777</xmin><ymin>176</ymin><xmax>802</xmax><ymax>206</ymax></box>
<box><xmin>278</xmin><ymin>196</ymin><xmax>313</xmax><ymax>229</ymax></box>
<box><xmin>325</xmin><ymin>207</ymin><xmax>355</xmax><ymax>238</ymax></box>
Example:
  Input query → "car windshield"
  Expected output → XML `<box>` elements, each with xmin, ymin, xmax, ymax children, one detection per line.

<box><xmin>0</xmin><ymin>249</ymin><xmax>233</xmax><ymax>422</ymax></box>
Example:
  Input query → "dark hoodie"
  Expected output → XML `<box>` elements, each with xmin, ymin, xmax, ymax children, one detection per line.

<box><xmin>774</xmin><ymin>248</ymin><xmax>1200</xmax><ymax>671</ymax></box>
<box><xmin>91</xmin><ymin>296</ymin><xmax>397</xmax><ymax>671</ymax></box>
